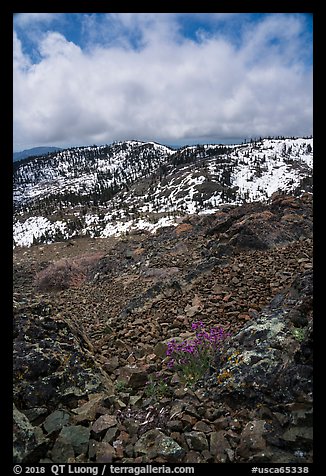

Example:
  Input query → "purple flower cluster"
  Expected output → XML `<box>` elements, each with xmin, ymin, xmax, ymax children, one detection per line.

<box><xmin>191</xmin><ymin>321</ymin><xmax>204</xmax><ymax>331</ymax></box>
<box><xmin>166</xmin><ymin>321</ymin><xmax>230</xmax><ymax>378</ymax></box>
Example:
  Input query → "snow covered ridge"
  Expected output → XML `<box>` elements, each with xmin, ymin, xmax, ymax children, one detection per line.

<box><xmin>13</xmin><ymin>137</ymin><xmax>312</xmax><ymax>247</ymax></box>
<box><xmin>13</xmin><ymin>140</ymin><xmax>175</xmax><ymax>207</ymax></box>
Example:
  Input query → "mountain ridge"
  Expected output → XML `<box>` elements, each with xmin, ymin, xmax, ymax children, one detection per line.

<box><xmin>13</xmin><ymin>136</ymin><xmax>313</xmax><ymax>247</ymax></box>
<box><xmin>13</xmin><ymin>146</ymin><xmax>63</xmax><ymax>162</ymax></box>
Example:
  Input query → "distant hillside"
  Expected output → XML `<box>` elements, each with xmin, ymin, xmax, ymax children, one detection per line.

<box><xmin>13</xmin><ymin>147</ymin><xmax>62</xmax><ymax>162</ymax></box>
<box><xmin>13</xmin><ymin>137</ymin><xmax>313</xmax><ymax>247</ymax></box>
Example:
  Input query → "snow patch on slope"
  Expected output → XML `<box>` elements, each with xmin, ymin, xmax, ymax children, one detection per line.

<box><xmin>13</xmin><ymin>217</ymin><xmax>68</xmax><ymax>247</ymax></box>
<box><xmin>13</xmin><ymin>214</ymin><xmax>178</xmax><ymax>247</ymax></box>
<box><xmin>102</xmin><ymin>216</ymin><xmax>178</xmax><ymax>238</ymax></box>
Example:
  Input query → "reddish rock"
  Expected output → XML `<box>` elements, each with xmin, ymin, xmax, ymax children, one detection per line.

<box><xmin>238</xmin><ymin>313</ymin><xmax>251</xmax><ymax>321</ymax></box>
<box><xmin>118</xmin><ymin>366</ymin><xmax>148</xmax><ymax>389</ymax></box>
<box><xmin>95</xmin><ymin>442</ymin><xmax>116</xmax><ymax>463</ymax></box>
<box><xmin>184</xmin><ymin>450</ymin><xmax>203</xmax><ymax>463</ymax></box>
<box><xmin>223</xmin><ymin>294</ymin><xmax>232</xmax><ymax>302</ymax></box>
<box><xmin>72</xmin><ymin>393</ymin><xmax>107</xmax><ymax>423</ymax></box>
<box><xmin>175</xmin><ymin>223</ymin><xmax>193</xmax><ymax>236</ymax></box>
<box><xmin>212</xmin><ymin>416</ymin><xmax>230</xmax><ymax>431</ymax></box>
<box><xmin>210</xmin><ymin>430</ymin><xmax>232</xmax><ymax>463</ymax></box>
<box><xmin>192</xmin><ymin>421</ymin><xmax>212</xmax><ymax>433</ymax></box>
<box><xmin>181</xmin><ymin>414</ymin><xmax>197</xmax><ymax>428</ymax></box>
<box><xmin>119</xmin><ymin>431</ymin><xmax>130</xmax><ymax>443</ymax></box>
<box><xmin>237</xmin><ymin>420</ymin><xmax>268</xmax><ymax>458</ymax></box>
<box><xmin>91</xmin><ymin>414</ymin><xmax>118</xmax><ymax>435</ymax></box>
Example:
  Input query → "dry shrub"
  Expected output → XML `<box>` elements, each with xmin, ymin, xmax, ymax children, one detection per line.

<box><xmin>34</xmin><ymin>252</ymin><xmax>104</xmax><ymax>291</ymax></box>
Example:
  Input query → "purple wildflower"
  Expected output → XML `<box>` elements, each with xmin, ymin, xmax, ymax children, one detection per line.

<box><xmin>167</xmin><ymin>359</ymin><xmax>175</xmax><ymax>369</ymax></box>
<box><xmin>191</xmin><ymin>320</ymin><xmax>205</xmax><ymax>330</ymax></box>
<box><xmin>165</xmin><ymin>323</ymin><xmax>231</xmax><ymax>384</ymax></box>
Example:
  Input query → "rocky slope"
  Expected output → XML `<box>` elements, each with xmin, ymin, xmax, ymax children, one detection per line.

<box><xmin>13</xmin><ymin>192</ymin><xmax>313</xmax><ymax>464</ymax></box>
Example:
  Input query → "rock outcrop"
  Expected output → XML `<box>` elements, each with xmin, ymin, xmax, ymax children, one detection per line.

<box><xmin>210</xmin><ymin>270</ymin><xmax>313</xmax><ymax>405</ymax></box>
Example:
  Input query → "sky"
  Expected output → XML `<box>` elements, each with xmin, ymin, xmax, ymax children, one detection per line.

<box><xmin>13</xmin><ymin>13</ymin><xmax>313</xmax><ymax>152</ymax></box>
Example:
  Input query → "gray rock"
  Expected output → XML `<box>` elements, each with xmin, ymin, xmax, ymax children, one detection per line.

<box><xmin>185</xmin><ymin>431</ymin><xmax>209</xmax><ymax>451</ymax></box>
<box><xmin>290</xmin><ymin>405</ymin><xmax>313</xmax><ymax>427</ymax></box>
<box><xmin>43</xmin><ymin>410</ymin><xmax>70</xmax><ymax>434</ymax></box>
<box><xmin>23</xmin><ymin>407</ymin><xmax>48</xmax><ymax>424</ymax></box>
<box><xmin>281</xmin><ymin>426</ymin><xmax>313</xmax><ymax>446</ymax></box>
<box><xmin>91</xmin><ymin>414</ymin><xmax>118</xmax><ymax>436</ymax></box>
<box><xmin>103</xmin><ymin>427</ymin><xmax>119</xmax><ymax>443</ymax></box>
<box><xmin>123</xmin><ymin>418</ymin><xmax>139</xmax><ymax>436</ymax></box>
<box><xmin>134</xmin><ymin>429</ymin><xmax>185</xmax><ymax>461</ymax></box>
<box><xmin>13</xmin><ymin>404</ymin><xmax>48</xmax><ymax>463</ymax></box>
<box><xmin>119</xmin><ymin>366</ymin><xmax>148</xmax><ymax>389</ymax></box>
<box><xmin>225</xmin><ymin>448</ymin><xmax>235</xmax><ymax>462</ymax></box>
<box><xmin>51</xmin><ymin>436</ymin><xmax>75</xmax><ymax>463</ymax></box>
<box><xmin>247</xmin><ymin>448</ymin><xmax>312</xmax><ymax>464</ymax></box>
<box><xmin>210</xmin><ymin>271</ymin><xmax>313</xmax><ymax>406</ymax></box>
<box><xmin>59</xmin><ymin>425</ymin><xmax>91</xmax><ymax>456</ymax></box>
<box><xmin>13</xmin><ymin>302</ymin><xmax>114</xmax><ymax>410</ymax></box>
<box><xmin>237</xmin><ymin>420</ymin><xmax>268</xmax><ymax>458</ymax></box>
<box><xmin>129</xmin><ymin>395</ymin><xmax>142</xmax><ymax>406</ymax></box>
<box><xmin>167</xmin><ymin>420</ymin><xmax>183</xmax><ymax>432</ymax></box>
<box><xmin>210</xmin><ymin>430</ymin><xmax>232</xmax><ymax>462</ymax></box>
<box><xmin>88</xmin><ymin>439</ymin><xmax>98</xmax><ymax>459</ymax></box>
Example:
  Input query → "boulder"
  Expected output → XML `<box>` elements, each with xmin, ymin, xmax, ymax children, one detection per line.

<box><xmin>58</xmin><ymin>425</ymin><xmax>91</xmax><ymax>456</ymax></box>
<box><xmin>210</xmin><ymin>271</ymin><xmax>313</xmax><ymax>405</ymax></box>
<box><xmin>72</xmin><ymin>393</ymin><xmax>109</xmax><ymax>423</ymax></box>
<box><xmin>118</xmin><ymin>366</ymin><xmax>148</xmax><ymax>389</ymax></box>
<box><xmin>237</xmin><ymin>420</ymin><xmax>268</xmax><ymax>458</ymax></box>
<box><xmin>13</xmin><ymin>404</ymin><xmax>48</xmax><ymax>463</ymax></box>
<box><xmin>205</xmin><ymin>194</ymin><xmax>312</xmax><ymax>252</ymax></box>
<box><xmin>43</xmin><ymin>409</ymin><xmax>70</xmax><ymax>434</ymax></box>
<box><xmin>51</xmin><ymin>436</ymin><xmax>75</xmax><ymax>463</ymax></box>
<box><xmin>184</xmin><ymin>431</ymin><xmax>209</xmax><ymax>451</ymax></box>
<box><xmin>134</xmin><ymin>429</ymin><xmax>185</xmax><ymax>461</ymax></box>
<box><xmin>13</xmin><ymin>301</ymin><xmax>114</xmax><ymax>410</ymax></box>
<box><xmin>210</xmin><ymin>430</ymin><xmax>232</xmax><ymax>462</ymax></box>
<box><xmin>91</xmin><ymin>414</ymin><xmax>118</xmax><ymax>436</ymax></box>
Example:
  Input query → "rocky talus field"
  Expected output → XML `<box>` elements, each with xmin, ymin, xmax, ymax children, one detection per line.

<box><xmin>13</xmin><ymin>193</ymin><xmax>313</xmax><ymax>464</ymax></box>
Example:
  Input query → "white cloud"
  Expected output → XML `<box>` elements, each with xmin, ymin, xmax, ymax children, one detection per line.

<box><xmin>14</xmin><ymin>13</ymin><xmax>61</xmax><ymax>27</ymax></box>
<box><xmin>13</xmin><ymin>31</ymin><xmax>31</xmax><ymax>70</ymax></box>
<box><xmin>240</xmin><ymin>14</ymin><xmax>311</xmax><ymax>68</ymax></box>
<box><xmin>13</xmin><ymin>14</ymin><xmax>313</xmax><ymax>150</ymax></box>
